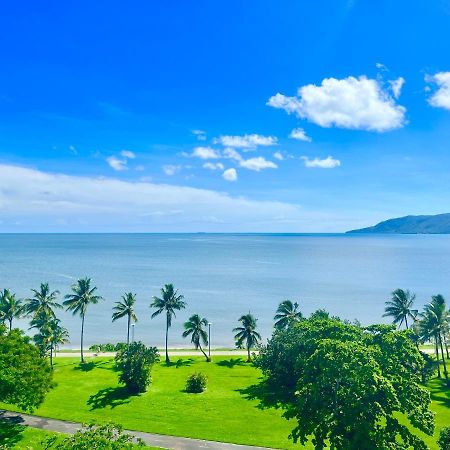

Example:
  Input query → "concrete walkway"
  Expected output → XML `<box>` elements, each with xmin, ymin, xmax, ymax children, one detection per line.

<box><xmin>0</xmin><ymin>410</ymin><xmax>275</xmax><ymax>450</ymax></box>
<box><xmin>55</xmin><ymin>350</ymin><xmax>254</xmax><ymax>358</ymax></box>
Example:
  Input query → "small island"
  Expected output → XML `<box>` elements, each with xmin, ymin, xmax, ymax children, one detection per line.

<box><xmin>347</xmin><ymin>213</ymin><xmax>450</xmax><ymax>234</ymax></box>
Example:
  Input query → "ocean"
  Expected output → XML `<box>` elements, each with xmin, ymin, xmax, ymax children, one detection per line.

<box><xmin>1</xmin><ymin>233</ymin><xmax>450</xmax><ymax>348</ymax></box>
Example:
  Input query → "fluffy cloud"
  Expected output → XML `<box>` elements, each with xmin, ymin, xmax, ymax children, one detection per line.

<box><xmin>389</xmin><ymin>77</ymin><xmax>405</xmax><ymax>99</ymax></box>
<box><xmin>222</xmin><ymin>168</ymin><xmax>238</xmax><ymax>182</ymax></box>
<box><xmin>289</xmin><ymin>128</ymin><xmax>312</xmax><ymax>142</ymax></box>
<box><xmin>121</xmin><ymin>150</ymin><xmax>136</xmax><ymax>159</ymax></box>
<box><xmin>301</xmin><ymin>156</ymin><xmax>341</xmax><ymax>169</ymax></box>
<box><xmin>192</xmin><ymin>129</ymin><xmax>207</xmax><ymax>141</ymax></box>
<box><xmin>273</xmin><ymin>151</ymin><xmax>284</xmax><ymax>161</ymax></box>
<box><xmin>106</xmin><ymin>150</ymin><xmax>136</xmax><ymax>171</ymax></box>
<box><xmin>223</xmin><ymin>148</ymin><xmax>242</xmax><ymax>161</ymax></box>
<box><xmin>426</xmin><ymin>72</ymin><xmax>450</xmax><ymax>110</ymax></box>
<box><xmin>239</xmin><ymin>157</ymin><xmax>277</xmax><ymax>172</ymax></box>
<box><xmin>191</xmin><ymin>146</ymin><xmax>221</xmax><ymax>159</ymax></box>
<box><xmin>163</xmin><ymin>165</ymin><xmax>181</xmax><ymax>176</ymax></box>
<box><xmin>268</xmin><ymin>75</ymin><xmax>406</xmax><ymax>132</ymax></box>
<box><xmin>203</xmin><ymin>162</ymin><xmax>225</xmax><ymax>171</ymax></box>
<box><xmin>213</xmin><ymin>134</ymin><xmax>277</xmax><ymax>149</ymax></box>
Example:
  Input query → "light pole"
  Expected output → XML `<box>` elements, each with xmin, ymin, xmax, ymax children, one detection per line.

<box><xmin>208</xmin><ymin>322</ymin><xmax>212</xmax><ymax>360</ymax></box>
<box><xmin>131</xmin><ymin>323</ymin><xmax>135</xmax><ymax>343</ymax></box>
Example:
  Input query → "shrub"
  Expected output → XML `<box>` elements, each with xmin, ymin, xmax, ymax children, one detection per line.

<box><xmin>438</xmin><ymin>427</ymin><xmax>450</xmax><ymax>450</ymax></box>
<box><xmin>115</xmin><ymin>342</ymin><xmax>159</xmax><ymax>393</ymax></box>
<box><xmin>185</xmin><ymin>372</ymin><xmax>207</xmax><ymax>393</ymax></box>
<box><xmin>89</xmin><ymin>342</ymin><xmax>127</xmax><ymax>352</ymax></box>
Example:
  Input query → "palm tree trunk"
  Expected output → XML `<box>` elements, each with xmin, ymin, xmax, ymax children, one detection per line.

<box><xmin>80</xmin><ymin>313</ymin><xmax>85</xmax><ymax>364</ymax></box>
<box><xmin>50</xmin><ymin>344</ymin><xmax>53</xmax><ymax>368</ymax></box>
<box><xmin>435</xmin><ymin>336</ymin><xmax>441</xmax><ymax>378</ymax></box>
<box><xmin>165</xmin><ymin>312</ymin><xmax>170</xmax><ymax>364</ymax></box>
<box><xmin>127</xmin><ymin>314</ymin><xmax>131</xmax><ymax>346</ymax></box>
<box><xmin>439</xmin><ymin>334</ymin><xmax>449</xmax><ymax>386</ymax></box>
<box><xmin>198</xmin><ymin>342</ymin><xmax>210</xmax><ymax>362</ymax></box>
<box><xmin>247</xmin><ymin>342</ymin><xmax>251</xmax><ymax>362</ymax></box>
<box><xmin>405</xmin><ymin>316</ymin><xmax>409</xmax><ymax>329</ymax></box>
<box><xmin>8</xmin><ymin>318</ymin><xmax>12</xmax><ymax>331</ymax></box>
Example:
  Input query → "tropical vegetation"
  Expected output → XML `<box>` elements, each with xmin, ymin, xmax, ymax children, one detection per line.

<box><xmin>112</xmin><ymin>292</ymin><xmax>138</xmax><ymax>345</ymax></box>
<box><xmin>233</xmin><ymin>313</ymin><xmax>261</xmax><ymax>362</ymax></box>
<box><xmin>182</xmin><ymin>314</ymin><xmax>210</xmax><ymax>361</ymax></box>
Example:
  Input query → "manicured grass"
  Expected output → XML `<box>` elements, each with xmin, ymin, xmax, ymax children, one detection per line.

<box><xmin>1</xmin><ymin>356</ymin><xmax>450</xmax><ymax>449</ymax></box>
<box><xmin>0</xmin><ymin>421</ymin><xmax>62</xmax><ymax>449</ymax></box>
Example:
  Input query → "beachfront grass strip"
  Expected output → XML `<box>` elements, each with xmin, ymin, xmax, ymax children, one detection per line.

<box><xmin>1</xmin><ymin>356</ymin><xmax>449</xmax><ymax>449</ymax></box>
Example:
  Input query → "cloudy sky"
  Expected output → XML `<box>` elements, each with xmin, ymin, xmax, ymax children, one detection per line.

<box><xmin>1</xmin><ymin>0</ymin><xmax>450</xmax><ymax>232</ymax></box>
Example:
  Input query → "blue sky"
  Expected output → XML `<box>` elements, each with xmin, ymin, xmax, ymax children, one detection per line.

<box><xmin>1</xmin><ymin>0</ymin><xmax>450</xmax><ymax>232</ymax></box>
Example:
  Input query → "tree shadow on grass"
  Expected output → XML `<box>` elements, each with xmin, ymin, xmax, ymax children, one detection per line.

<box><xmin>87</xmin><ymin>386</ymin><xmax>138</xmax><ymax>410</ymax></box>
<box><xmin>236</xmin><ymin>379</ymin><xmax>287</xmax><ymax>411</ymax></box>
<box><xmin>0</xmin><ymin>412</ymin><xmax>26</xmax><ymax>448</ymax></box>
<box><xmin>164</xmin><ymin>358</ymin><xmax>195</xmax><ymax>368</ymax></box>
<box><xmin>216</xmin><ymin>357</ymin><xmax>246</xmax><ymax>368</ymax></box>
<box><xmin>428</xmin><ymin>377</ymin><xmax>450</xmax><ymax>408</ymax></box>
<box><xmin>74</xmin><ymin>360</ymin><xmax>114</xmax><ymax>372</ymax></box>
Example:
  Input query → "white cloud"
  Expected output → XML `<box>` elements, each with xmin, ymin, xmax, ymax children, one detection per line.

<box><xmin>203</xmin><ymin>162</ymin><xmax>224</xmax><ymax>171</ymax></box>
<box><xmin>426</xmin><ymin>72</ymin><xmax>450</xmax><ymax>110</ymax></box>
<box><xmin>191</xmin><ymin>146</ymin><xmax>221</xmax><ymax>159</ymax></box>
<box><xmin>68</xmin><ymin>145</ymin><xmax>78</xmax><ymax>155</ymax></box>
<box><xmin>239</xmin><ymin>157</ymin><xmax>278</xmax><ymax>172</ymax></box>
<box><xmin>273</xmin><ymin>151</ymin><xmax>284</xmax><ymax>161</ymax></box>
<box><xmin>106</xmin><ymin>156</ymin><xmax>127</xmax><ymax>171</ymax></box>
<box><xmin>267</xmin><ymin>75</ymin><xmax>406</xmax><ymax>132</ymax></box>
<box><xmin>289</xmin><ymin>128</ymin><xmax>312</xmax><ymax>142</ymax></box>
<box><xmin>389</xmin><ymin>77</ymin><xmax>405</xmax><ymax>99</ymax></box>
<box><xmin>301</xmin><ymin>156</ymin><xmax>341</xmax><ymax>169</ymax></box>
<box><xmin>121</xmin><ymin>150</ymin><xmax>136</xmax><ymax>159</ymax></box>
<box><xmin>214</xmin><ymin>134</ymin><xmax>277</xmax><ymax>149</ymax></box>
<box><xmin>163</xmin><ymin>165</ymin><xmax>181</xmax><ymax>176</ymax></box>
<box><xmin>192</xmin><ymin>130</ymin><xmax>207</xmax><ymax>141</ymax></box>
<box><xmin>223</xmin><ymin>148</ymin><xmax>242</xmax><ymax>161</ymax></box>
<box><xmin>222</xmin><ymin>168</ymin><xmax>238</xmax><ymax>182</ymax></box>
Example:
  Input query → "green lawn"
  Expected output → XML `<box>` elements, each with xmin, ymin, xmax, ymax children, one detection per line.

<box><xmin>1</xmin><ymin>356</ymin><xmax>449</xmax><ymax>449</ymax></box>
<box><xmin>0</xmin><ymin>421</ymin><xmax>62</xmax><ymax>449</ymax></box>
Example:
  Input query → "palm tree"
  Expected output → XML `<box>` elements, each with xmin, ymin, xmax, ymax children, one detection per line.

<box><xmin>47</xmin><ymin>318</ymin><xmax>69</xmax><ymax>367</ymax></box>
<box><xmin>274</xmin><ymin>300</ymin><xmax>303</xmax><ymax>330</ymax></box>
<box><xmin>383</xmin><ymin>288</ymin><xmax>418</xmax><ymax>329</ymax></box>
<box><xmin>112</xmin><ymin>292</ymin><xmax>138</xmax><ymax>345</ymax></box>
<box><xmin>63</xmin><ymin>277</ymin><xmax>103</xmax><ymax>363</ymax></box>
<box><xmin>0</xmin><ymin>289</ymin><xmax>24</xmax><ymax>330</ymax></box>
<box><xmin>150</xmin><ymin>284</ymin><xmax>186</xmax><ymax>364</ymax></box>
<box><xmin>26</xmin><ymin>283</ymin><xmax>62</xmax><ymax>318</ymax></box>
<box><xmin>182</xmin><ymin>314</ymin><xmax>210</xmax><ymax>361</ymax></box>
<box><xmin>233</xmin><ymin>313</ymin><xmax>262</xmax><ymax>362</ymax></box>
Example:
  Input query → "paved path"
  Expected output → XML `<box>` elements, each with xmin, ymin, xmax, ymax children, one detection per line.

<box><xmin>56</xmin><ymin>350</ymin><xmax>254</xmax><ymax>358</ymax></box>
<box><xmin>0</xmin><ymin>410</ymin><xmax>275</xmax><ymax>450</ymax></box>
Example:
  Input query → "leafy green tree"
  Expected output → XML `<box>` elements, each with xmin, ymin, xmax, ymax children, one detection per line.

<box><xmin>255</xmin><ymin>317</ymin><xmax>434</xmax><ymax>450</ymax></box>
<box><xmin>185</xmin><ymin>372</ymin><xmax>207</xmax><ymax>393</ymax></box>
<box><xmin>63</xmin><ymin>277</ymin><xmax>103</xmax><ymax>363</ymax></box>
<box><xmin>0</xmin><ymin>327</ymin><xmax>53</xmax><ymax>411</ymax></box>
<box><xmin>43</xmin><ymin>423</ymin><xmax>146</xmax><ymax>449</ymax></box>
<box><xmin>26</xmin><ymin>283</ymin><xmax>62</xmax><ymax>318</ymax></box>
<box><xmin>233</xmin><ymin>313</ymin><xmax>261</xmax><ymax>362</ymax></box>
<box><xmin>115</xmin><ymin>341</ymin><xmax>159</xmax><ymax>393</ymax></box>
<box><xmin>274</xmin><ymin>300</ymin><xmax>302</xmax><ymax>330</ymax></box>
<box><xmin>0</xmin><ymin>289</ymin><xmax>24</xmax><ymax>330</ymax></box>
<box><xmin>309</xmin><ymin>308</ymin><xmax>330</xmax><ymax>320</ymax></box>
<box><xmin>112</xmin><ymin>292</ymin><xmax>138</xmax><ymax>345</ymax></box>
<box><xmin>150</xmin><ymin>284</ymin><xmax>186</xmax><ymax>364</ymax></box>
<box><xmin>182</xmin><ymin>314</ymin><xmax>210</xmax><ymax>361</ymax></box>
<box><xmin>438</xmin><ymin>426</ymin><xmax>450</xmax><ymax>450</ymax></box>
<box><xmin>383</xmin><ymin>288</ymin><xmax>418</xmax><ymax>329</ymax></box>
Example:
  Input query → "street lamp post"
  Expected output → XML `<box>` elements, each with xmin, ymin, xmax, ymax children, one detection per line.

<box><xmin>208</xmin><ymin>322</ymin><xmax>212</xmax><ymax>360</ymax></box>
<box><xmin>131</xmin><ymin>323</ymin><xmax>135</xmax><ymax>343</ymax></box>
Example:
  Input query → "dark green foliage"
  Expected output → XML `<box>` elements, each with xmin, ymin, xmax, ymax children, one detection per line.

<box><xmin>89</xmin><ymin>343</ymin><xmax>127</xmax><ymax>352</ymax></box>
<box><xmin>0</xmin><ymin>328</ymin><xmax>53</xmax><ymax>411</ymax></box>
<box><xmin>0</xmin><ymin>289</ymin><xmax>24</xmax><ymax>330</ymax></box>
<box><xmin>112</xmin><ymin>292</ymin><xmax>138</xmax><ymax>345</ymax></box>
<box><xmin>115</xmin><ymin>342</ymin><xmax>159</xmax><ymax>393</ymax></box>
<box><xmin>182</xmin><ymin>314</ymin><xmax>210</xmax><ymax>361</ymax></box>
<box><xmin>42</xmin><ymin>422</ymin><xmax>145</xmax><ymax>449</ymax></box>
<box><xmin>438</xmin><ymin>426</ymin><xmax>450</xmax><ymax>450</ymax></box>
<box><xmin>233</xmin><ymin>313</ymin><xmax>261</xmax><ymax>362</ymax></box>
<box><xmin>383</xmin><ymin>288</ymin><xmax>417</xmax><ymax>329</ymax></box>
<box><xmin>273</xmin><ymin>300</ymin><xmax>302</xmax><ymax>330</ymax></box>
<box><xmin>185</xmin><ymin>372</ymin><xmax>207</xmax><ymax>393</ymax></box>
<box><xmin>255</xmin><ymin>317</ymin><xmax>435</xmax><ymax>450</ymax></box>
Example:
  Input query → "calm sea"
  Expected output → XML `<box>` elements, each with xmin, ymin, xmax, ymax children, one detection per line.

<box><xmin>1</xmin><ymin>233</ymin><xmax>450</xmax><ymax>348</ymax></box>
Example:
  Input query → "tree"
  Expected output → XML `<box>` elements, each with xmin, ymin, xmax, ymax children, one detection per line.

<box><xmin>233</xmin><ymin>313</ymin><xmax>261</xmax><ymax>362</ymax></box>
<box><xmin>26</xmin><ymin>283</ymin><xmax>61</xmax><ymax>318</ymax></box>
<box><xmin>115</xmin><ymin>342</ymin><xmax>159</xmax><ymax>393</ymax></box>
<box><xmin>182</xmin><ymin>314</ymin><xmax>210</xmax><ymax>361</ymax></box>
<box><xmin>63</xmin><ymin>278</ymin><xmax>103</xmax><ymax>363</ymax></box>
<box><xmin>383</xmin><ymin>288</ymin><xmax>418</xmax><ymax>329</ymax></box>
<box><xmin>438</xmin><ymin>426</ymin><xmax>450</xmax><ymax>450</ymax></box>
<box><xmin>0</xmin><ymin>289</ymin><xmax>24</xmax><ymax>330</ymax></box>
<box><xmin>112</xmin><ymin>292</ymin><xmax>138</xmax><ymax>345</ymax></box>
<box><xmin>0</xmin><ymin>327</ymin><xmax>53</xmax><ymax>411</ymax></box>
<box><xmin>274</xmin><ymin>300</ymin><xmax>303</xmax><ymax>330</ymax></box>
<box><xmin>255</xmin><ymin>317</ymin><xmax>434</xmax><ymax>450</ymax></box>
<box><xmin>150</xmin><ymin>284</ymin><xmax>186</xmax><ymax>364</ymax></box>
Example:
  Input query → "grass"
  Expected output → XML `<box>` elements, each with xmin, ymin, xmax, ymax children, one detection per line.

<box><xmin>1</xmin><ymin>356</ymin><xmax>450</xmax><ymax>449</ymax></box>
<box><xmin>0</xmin><ymin>421</ymin><xmax>62</xmax><ymax>449</ymax></box>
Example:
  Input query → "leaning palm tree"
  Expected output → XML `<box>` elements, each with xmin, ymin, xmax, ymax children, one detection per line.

<box><xmin>274</xmin><ymin>300</ymin><xmax>303</xmax><ymax>330</ymax></box>
<box><xmin>63</xmin><ymin>277</ymin><xmax>103</xmax><ymax>363</ymax></box>
<box><xmin>0</xmin><ymin>289</ymin><xmax>24</xmax><ymax>330</ymax></box>
<box><xmin>150</xmin><ymin>284</ymin><xmax>186</xmax><ymax>364</ymax></box>
<box><xmin>383</xmin><ymin>288</ymin><xmax>418</xmax><ymax>329</ymax></box>
<box><xmin>112</xmin><ymin>292</ymin><xmax>138</xmax><ymax>345</ymax></box>
<box><xmin>26</xmin><ymin>282</ymin><xmax>62</xmax><ymax>318</ymax></box>
<box><xmin>233</xmin><ymin>313</ymin><xmax>262</xmax><ymax>362</ymax></box>
<box><xmin>182</xmin><ymin>314</ymin><xmax>210</xmax><ymax>361</ymax></box>
<box><xmin>48</xmin><ymin>318</ymin><xmax>69</xmax><ymax>367</ymax></box>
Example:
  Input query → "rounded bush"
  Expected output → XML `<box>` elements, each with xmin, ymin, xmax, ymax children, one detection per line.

<box><xmin>438</xmin><ymin>426</ymin><xmax>450</xmax><ymax>450</ymax></box>
<box><xmin>185</xmin><ymin>372</ymin><xmax>208</xmax><ymax>393</ymax></box>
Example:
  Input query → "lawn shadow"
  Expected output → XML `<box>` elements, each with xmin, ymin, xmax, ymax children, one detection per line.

<box><xmin>87</xmin><ymin>386</ymin><xmax>138</xmax><ymax>410</ymax></box>
<box><xmin>216</xmin><ymin>357</ymin><xmax>246</xmax><ymax>368</ymax></box>
<box><xmin>74</xmin><ymin>360</ymin><xmax>114</xmax><ymax>372</ymax></box>
<box><xmin>236</xmin><ymin>379</ymin><xmax>286</xmax><ymax>411</ymax></box>
<box><xmin>164</xmin><ymin>358</ymin><xmax>195</xmax><ymax>368</ymax></box>
<box><xmin>0</xmin><ymin>412</ymin><xmax>26</xmax><ymax>448</ymax></box>
<box><xmin>428</xmin><ymin>378</ymin><xmax>450</xmax><ymax>408</ymax></box>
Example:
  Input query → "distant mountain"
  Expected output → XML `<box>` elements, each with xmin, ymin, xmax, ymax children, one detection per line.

<box><xmin>347</xmin><ymin>213</ymin><xmax>450</xmax><ymax>234</ymax></box>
